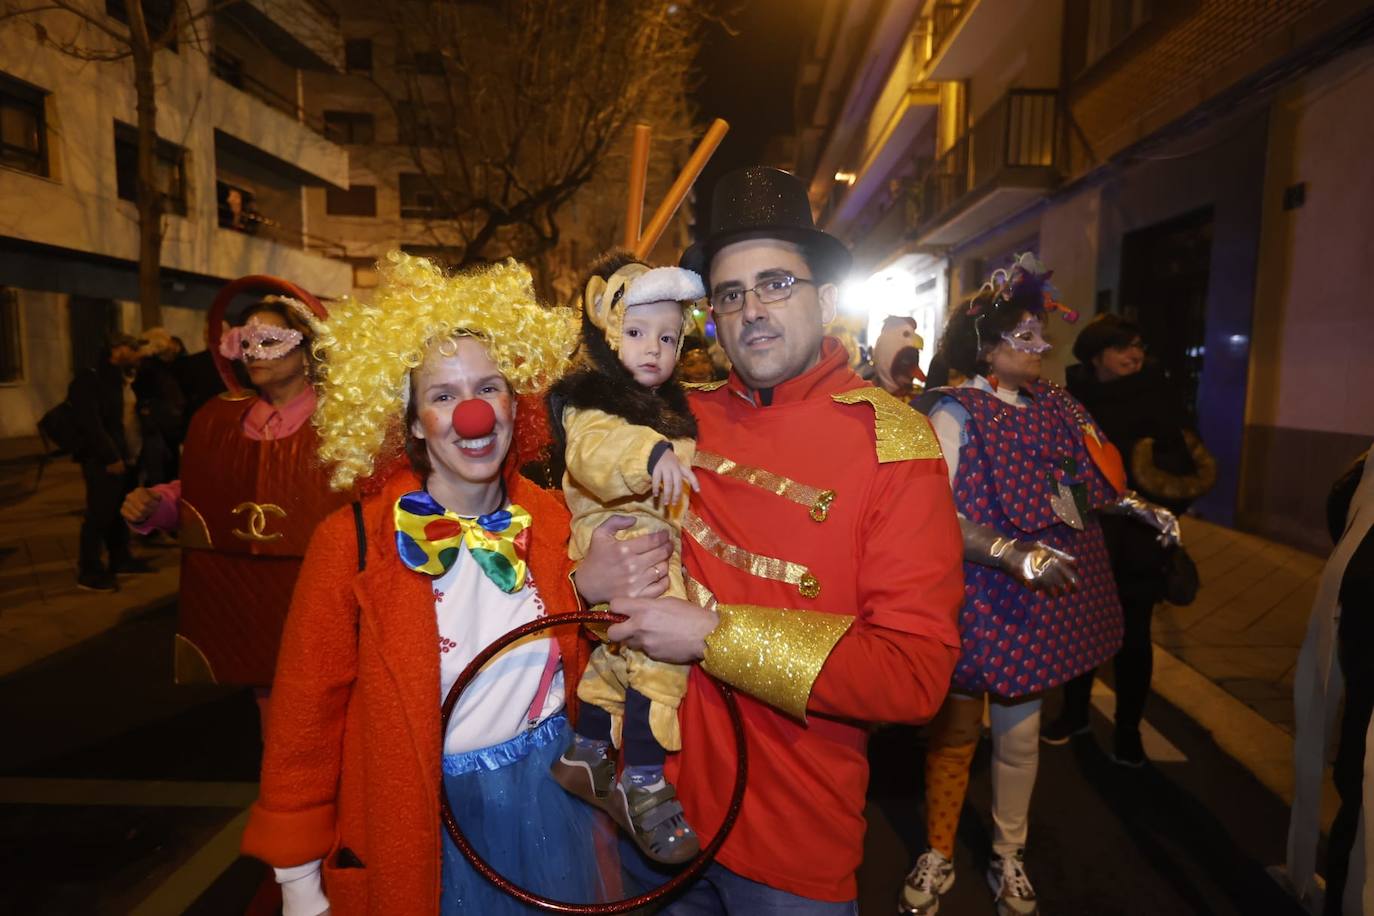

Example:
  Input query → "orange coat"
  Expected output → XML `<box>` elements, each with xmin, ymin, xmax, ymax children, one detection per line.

<box><xmin>240</xmin><ymin>468</ymin><xmax>588</xmax><ymax>915</ymax></box>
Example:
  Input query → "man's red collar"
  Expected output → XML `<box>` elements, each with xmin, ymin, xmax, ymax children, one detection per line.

<box><xmin>725</xmin><ymin>336</ymin><xmax>862</xmax><ymax>406</ymax></box>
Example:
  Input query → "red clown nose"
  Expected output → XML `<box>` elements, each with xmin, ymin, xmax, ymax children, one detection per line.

<box><xmin>451</xmin><ymin>398</ymin><xmax>497</xmax><ymax>439</ymax></box>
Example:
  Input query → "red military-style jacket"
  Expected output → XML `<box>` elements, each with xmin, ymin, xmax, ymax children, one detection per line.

<box><xmin>667</xmin><ymin>337</ymin><xmax>964</xmax><ymax>902</ymax></box>
<box><xmin>176</xmin><ymin>393</ymin><xmax>350</xmax><ymax>686</ymax></box>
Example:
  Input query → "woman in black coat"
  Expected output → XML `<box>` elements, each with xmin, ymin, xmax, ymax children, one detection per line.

<box><xmin>1041</xmin><ymin>314</ymin><xmax>1212</xmax><ymax>765</ymax></box>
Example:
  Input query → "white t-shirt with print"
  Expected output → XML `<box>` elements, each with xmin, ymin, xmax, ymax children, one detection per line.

<box><xmin>435</xmin><ymin>540</ymin><xmax>564</xmax><ymax>756</ymax></box>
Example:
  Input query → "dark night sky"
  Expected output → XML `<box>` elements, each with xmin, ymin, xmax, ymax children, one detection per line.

<box><xmin>688</xmin><ymin>0</ymin><xmax>824</xmax><ymax>231</ymax></box>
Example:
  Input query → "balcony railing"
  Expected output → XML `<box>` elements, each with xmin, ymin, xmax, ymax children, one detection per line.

<box><xmin>218</xmin><ymin>203</ymin><xmax>348</xmax><ymax>257</ymax></box>
<box><xmin>916</xmin><ymin>89</ymin><xmax>1060</xmax><ymax>230</ymax></box>
<box><xmin>302</xmin><ymin>0</ymin><xmax>339</xmax><ymax>28</ymax></box>
<box><xmin>930</xmin><ymin>3</ymin><xmax>968</xmax><ymax>60</ymax></box>
<box><xmin>211</xmin><ymin>52</ymin><xmax>332</xmax><ymax>139</ymax></box>
<box><xmin>217</xmin><ymin>178</ymin><xmax>347</xmax><ymax>256</ymax></box>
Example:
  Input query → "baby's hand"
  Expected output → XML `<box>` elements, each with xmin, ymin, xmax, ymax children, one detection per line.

<box><xmin>651</xmin><ymin>454</ymin><xmax>699</xmax><ymax>508</ymax></box>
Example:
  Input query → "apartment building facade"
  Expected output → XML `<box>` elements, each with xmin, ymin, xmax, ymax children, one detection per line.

<box><xmin>301</xmin><ymin>0</ymin><xmax>695</xmax><ymax>307</ymax></box>
<box><xmin>0</xmin><ymin>0</ymin><xmax>353</xmax><ymax>438</ymax></box>
<box><xmin>795</xmin><ymin>0</ymin><xmax>1374</xmax><ymax>549</ymax></box>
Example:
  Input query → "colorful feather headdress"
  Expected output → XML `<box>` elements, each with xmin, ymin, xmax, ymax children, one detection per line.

<box><xmin>970</xmin><ymin>252</ymin><xmax>1079</xmax><ymax>324</ymax></box>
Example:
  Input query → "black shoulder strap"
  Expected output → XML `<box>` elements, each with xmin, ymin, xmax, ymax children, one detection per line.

<box><xmin>352</xmin><ymin>501</ymin><xmax>366</xmax><ymax>572</ymax></box>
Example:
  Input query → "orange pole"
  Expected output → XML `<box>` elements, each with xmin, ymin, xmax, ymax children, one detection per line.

<box><xmin>634</xmin><ymin>118</ymin><xmax>729</xmax><ymax>260</ymax></box>
<box><xmin>623</xmin><ymin>123</ymin><xmax>653</xmax><ymax>249</ymax></box>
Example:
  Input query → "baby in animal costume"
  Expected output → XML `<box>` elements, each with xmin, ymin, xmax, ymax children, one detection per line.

<box><xmin>547</xmin><ymin>249</ymin><xmax>704</xmax><ymax>865</ymax></box>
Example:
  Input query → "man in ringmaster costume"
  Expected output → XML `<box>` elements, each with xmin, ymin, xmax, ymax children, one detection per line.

<box><xmin>578</xmin><ymin>166</ymin><xmax>965</xmax><ymax>914</ymax></box>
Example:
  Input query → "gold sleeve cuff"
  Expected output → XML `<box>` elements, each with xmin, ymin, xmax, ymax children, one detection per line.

<box><xmin>701</xmin><ymin>604</ymin><xmax>854</xmax><ymax>720</ymax></box>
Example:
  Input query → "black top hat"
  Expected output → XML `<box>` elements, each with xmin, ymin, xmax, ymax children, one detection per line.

<box><xmin>680</xmin><ymin>166</ymin><xmax>852</xmax><ymax>284</ymax></box>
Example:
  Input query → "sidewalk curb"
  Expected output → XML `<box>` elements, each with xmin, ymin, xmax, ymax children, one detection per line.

<box><xmin>1150</xmin><ymin>641</ymin><xmax>1337</xmax><ymax>830</ymax></box>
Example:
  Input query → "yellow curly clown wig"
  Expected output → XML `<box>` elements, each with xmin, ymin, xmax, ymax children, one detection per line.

<box><xmin>313</xmin><ymin>251</ymin><xmax>579</xmax><ymax>491</ymax></box>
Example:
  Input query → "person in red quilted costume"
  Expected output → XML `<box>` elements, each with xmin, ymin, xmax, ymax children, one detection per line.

<box><xmin>121</xmin><ymin>285</ymin><xmax>351</xmax><ymax>692</ymax></box>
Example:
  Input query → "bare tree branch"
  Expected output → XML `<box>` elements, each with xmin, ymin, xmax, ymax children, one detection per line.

<box><xmin>0</xmin><ymin>3</ymin><xmax>65</xmax><ymax>22</ymax></box>
<box><xmin>369</xmin><ymin>0</ymin><xmax>702</xmax><ymax>293</ymax></box>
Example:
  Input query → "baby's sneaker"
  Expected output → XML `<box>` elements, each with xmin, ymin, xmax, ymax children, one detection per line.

<box><xmin>609</xmin><ymin>768</ymin><xmax>699</xmax><ymax>865</ymax></box>
<box><xmin>549</xmin><ymin>736</ymin><xmax>615</xmax><ymax>806</ymax></box>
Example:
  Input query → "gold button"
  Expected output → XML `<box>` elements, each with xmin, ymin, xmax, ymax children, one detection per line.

<box><xmin>809</xmin><ymin>490</ymin><xmax>836</xmax><ymax>523</ymax></box>
<box><xmin>799</xmin><ymin>573</ymin><xmax>820</xmax><ymax>599</ymax></box>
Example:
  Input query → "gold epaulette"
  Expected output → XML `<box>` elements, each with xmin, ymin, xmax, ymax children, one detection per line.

<box><xmin>684</xmin><ymin>379</ymin><xmax>727</xmax><ymax>392</ymax></box>
<box><xmin>831</xmin><ymin>387</ymin><xmax>943</xmax><ymax>463</ymax></box>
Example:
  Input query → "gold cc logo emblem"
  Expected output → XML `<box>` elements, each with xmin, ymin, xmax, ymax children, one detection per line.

<box><xmin>231</xmin><ymin>502</ymin><xmax>287</xmax><ymax>542</ymax></box>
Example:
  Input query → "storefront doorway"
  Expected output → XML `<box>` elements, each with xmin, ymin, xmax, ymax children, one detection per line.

<box><xmin>1117</xmin><ymin>206</ymin><xmax>1214</xmax><ymax>426</ymax></box>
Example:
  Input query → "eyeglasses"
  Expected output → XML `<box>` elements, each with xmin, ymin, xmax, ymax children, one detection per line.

<box><xmin>710</xmin><ymin>274</ymin><xmax>815</xmax><ymax>315</ymax></box>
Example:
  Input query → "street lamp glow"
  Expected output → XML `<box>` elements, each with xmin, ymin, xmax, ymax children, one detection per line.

<box><xmin>847</xmin><ymin>266</ymin><xmax>945</xmax><ymax>377</ymax></box>
<box><xmin>840</xmin><ymin>279</ymin><xmax>867</xmax><ymax>314</ymax></box>
<box><xmin>864</xmin><ymin>269</ymin><xmax>916</xmax><ymax>318</ymax></box>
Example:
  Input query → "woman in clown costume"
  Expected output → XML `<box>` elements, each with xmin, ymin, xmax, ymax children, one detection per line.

<box><xmin>899</xmin><ymin>255</ymin><xmax>1180</xmax><ymax>916</ymax></box>
<box><xmin>241</xmin><ymin>252</ymin><xmax>619</xmax><ymax>916</ymax></box>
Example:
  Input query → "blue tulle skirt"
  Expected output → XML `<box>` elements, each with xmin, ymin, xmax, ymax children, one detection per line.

<box><xmin>440</xmin><ymin>714</ymin><xmax>620</xmax><ymax>914</ymax></box>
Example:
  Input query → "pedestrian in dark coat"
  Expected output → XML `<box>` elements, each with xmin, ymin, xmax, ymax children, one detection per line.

<box><xmin>67</xmin><ymin>332</ymin><xmax>152</xmax><ymax>590</ymax></box>
<box><xmin>176</xmin><ymin>326</ymin><xmax>230</xmax><ymax>419</ymax></box>
<box><xmin>133</xmin><ymin>328</ymin><xmax>188</xmax><ymax>485</ymax></box>
<box><xmin>1041</xmin><ymin>313</ymin><xmax>1211</xmax><ymax>765</ymax></box>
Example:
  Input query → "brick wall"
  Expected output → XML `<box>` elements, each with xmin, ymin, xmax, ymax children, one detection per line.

<box><xmin>1064</xmin><ymin>0</ymin><xmax>1321</xmax><ymax>176</ymax></box>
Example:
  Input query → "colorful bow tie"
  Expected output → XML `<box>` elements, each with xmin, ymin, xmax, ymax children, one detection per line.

<box><xmin>393</xmin><ymin>490</ymin><xmax>532</xmax><ymax>592</ymax></box>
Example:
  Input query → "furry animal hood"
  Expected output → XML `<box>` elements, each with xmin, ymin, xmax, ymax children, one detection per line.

<box><xmin>546</xmin><ymin>310</ymin><xmax>698</xmax><ymax>461</ymax></box>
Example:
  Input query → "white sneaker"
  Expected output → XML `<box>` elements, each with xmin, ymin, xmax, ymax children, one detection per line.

<box><xmin>986</xmin><ymin>849</ymin><xmax>1038</xmax><ymax>916</ymax></box>
<box><xmin>898</xmin><ymin>848</ymin><xmax>956</xmax><ymax>915</ymax></box>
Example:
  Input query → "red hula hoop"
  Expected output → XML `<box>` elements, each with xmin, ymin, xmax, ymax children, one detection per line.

<box><xmin>439</xmin><ymin>611</ymin><xmax>748</xmax><ymax>913</ymax></box>
<box><xmin>206</xmin><ymin>275</ymin><xmax>328</xmax><ymax>396</ymax></box>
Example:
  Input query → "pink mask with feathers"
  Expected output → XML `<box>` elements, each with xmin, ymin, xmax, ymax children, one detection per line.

<box><xmin>219</xmin><ymin>317</ymin><xmax>304</xmax><ymax>362</ymax></box>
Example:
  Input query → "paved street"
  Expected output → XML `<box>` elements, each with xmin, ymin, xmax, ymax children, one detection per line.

<box><xmin>0</xmin><ymin>598</ymin><xmax>1311</xmax><ymax>915</ymax></box>
<box><xmin>0</xmin><ymin>602</ymin><xmax>265</xmax><ymax>915</ymax></box>
<box><xmin>0</xmin><ymin>438</ymin><xmax>181</xmax><ymax>679</ymax></box>
<box><xmin>0</xmin><ymin>446</ymin><xmax>1335</xmax><ymax>914</ymax></box>
<box><xmin>861</xmin><ymin>684</ymin><xmax>1306</xmax><ymax>915</ymax></box>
